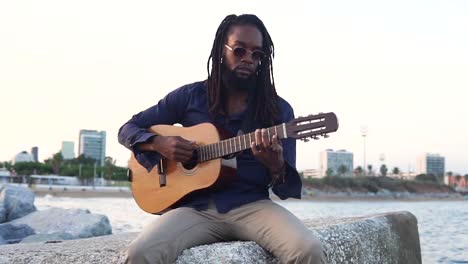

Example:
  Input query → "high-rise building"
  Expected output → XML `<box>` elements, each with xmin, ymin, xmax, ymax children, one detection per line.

<box><xmin>416</xmin><ymin>153</ymin><xmax>445</xmax><ymax>176</ymax></box>
<box><xmin>319</xmin><ymin>149</ymin><xmax>354</xmax><ymax>177</ymax></box>
<box><xmin>31</xmin><ymin>146</ymin><xmax>39</xmax><ymax>162</ymax></box>
<box><xmin>61</xmin><ymin>141</ymin><xmax>75</xmax><ymax>160</ymax></box>
<box><xmin>78</xmin><ymin>130</ymin><xmax>106</xmax><ymax>166</ymax></box>
<box><xmin>12</xmin><ymin>151</ymin><xmax>34</xmax><ymax>165</ymax></box>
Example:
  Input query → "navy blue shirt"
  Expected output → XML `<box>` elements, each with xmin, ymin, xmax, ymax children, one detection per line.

<box><xmin>118</xmin><ymin>81</ymin><xmax>302</xmax><ymax>213</ymax></box>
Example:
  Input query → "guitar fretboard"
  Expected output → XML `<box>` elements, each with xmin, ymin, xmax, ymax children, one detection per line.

<box><xmin>197</xmin><ymin>123</ymin><xmax>287</xmax><ymax>162</ymax></box>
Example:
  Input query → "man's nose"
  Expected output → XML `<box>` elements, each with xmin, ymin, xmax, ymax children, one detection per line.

<box><xmin>241</xmin><ymin>51</ymin><xmax>255</xmax><ymax>64</ymax></box>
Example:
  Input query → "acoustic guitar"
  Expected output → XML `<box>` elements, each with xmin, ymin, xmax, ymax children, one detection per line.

<box><xmin>127</xmin><ymin>112</ymin><xmax>338</xmax><ymax>214</ymax></box>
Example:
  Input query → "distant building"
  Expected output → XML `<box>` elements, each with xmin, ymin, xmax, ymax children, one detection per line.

<box><xmin>78</xmin><ymin>130</ymin><xmax>106</xmax><ymax>166</ymax></box>
<box><xmin>31</xmin><ymin>146</ymin><xmax>39</xmax><ymax>162</ymax></box>
<box><xmin>319</xmin><ymin>149</ymin><xmax>354</xmax><ymax>177</ymax></box>
<box><xmin>302</xmin><ymin>169</ymin><xmax>321</xmax><ymax>179</ymax></box>
<box><xmin>61</xmin><ymin>141</ymin><xmax>75</xmax><ymax>160</ymax></box>
<box><xmin>13</xmin><ymin>151</ymin><xmax>34</xmax><ymax>164</ymax></box>
<box><xmin>416</xmin><ymin>153</ymin><xmax>445</xmax><ymax>177</ymax></box>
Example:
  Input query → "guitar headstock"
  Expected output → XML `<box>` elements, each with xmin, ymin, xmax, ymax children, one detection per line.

<box><xmin>286</xmin><ymin>112</ymin><xmax>338</xmax><ymax>141</ymax></box>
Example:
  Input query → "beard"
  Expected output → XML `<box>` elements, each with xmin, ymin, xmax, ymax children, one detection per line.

<box><xmin>221</xmin><ymin>65</ymin><xmax>257</xmax><ymax>93</ymax></box>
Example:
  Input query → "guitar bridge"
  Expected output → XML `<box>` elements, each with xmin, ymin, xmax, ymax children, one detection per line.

<box><xmin>158</xmin><ymin>158</ymin><xmax>167</xmax><ymax>187</ymax></box>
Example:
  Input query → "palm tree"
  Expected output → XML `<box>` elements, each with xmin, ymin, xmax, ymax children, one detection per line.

<box><xmin>45</xmin><ymin>152</ymin><xmax>64</xmax><ymax>175</ymax></box>
<box><xmin>104</xmin><ymin>156</ymin><xmax>116</xmax><ymax>181</ymax></box>
<box><xmin>354</xmin><ymin>166</ymin><xmax>364</xmax><ymax>177</ymax></box>
<box><xmin>326</xmin><ymin>168</ymin><xmax>334</xmax><ymax>177</ymax></box>
<box><xmin>367</xmin><ymin>165</ymin><xmax>373</xmax><ymax>176</ymax></box>
<box><xmin>455</xmin><ymin>175</ymin><xmax>462</xmax><ymax>184</ymax></box>
<box><xmin>392</xmin><ymin>167</ymin><xmax>400</xmax><ymax>176</ymax></box>
<box><xmin>338</xmin><ymin>165</ymin><xmax>348</xmax><ymax>177</ymax></box>
<box><xmin>379</xmin><ymin>164</ymin><xmax>388</xmax><ymax>177</ymax></box>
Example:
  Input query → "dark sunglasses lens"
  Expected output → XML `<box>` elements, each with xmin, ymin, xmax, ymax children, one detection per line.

<box><xmin>233</xmin><ymin>48</ymin><xmax>247</xmax><ymax>57</ymax></box>
<box><xmin>252</xmin><ymin>51</ymin><xmax>266</xmax><ymax>61</ymax></box>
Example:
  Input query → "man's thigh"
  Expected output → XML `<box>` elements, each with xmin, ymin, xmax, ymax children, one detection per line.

<box><xmin>228</xmin><ymin>200</ymin><xmax>326</xmax><ymax>263</ymax></box>
<box><xmin>126</xmin><ymin>207</ymin><xmax>230</xmax><ymax>263</ymax></box>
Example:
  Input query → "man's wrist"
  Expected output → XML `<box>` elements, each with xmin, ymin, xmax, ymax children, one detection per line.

<box><xmin>268</xmin><ymin>163</ymin><xmax>286</xmax><ymax>187</ymax></box>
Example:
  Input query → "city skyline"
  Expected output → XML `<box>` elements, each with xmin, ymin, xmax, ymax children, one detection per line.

<box><xmin>1</xmin><ymin>1</ymin><xmax>467</xmax><ymax>174</ymax></box>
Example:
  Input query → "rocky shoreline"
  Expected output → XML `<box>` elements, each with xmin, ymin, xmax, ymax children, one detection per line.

<box><xmin>0</xmin><ymin>185</ymin><xmax>112</xmax><ymax>245</ymax></box>
<box><xmin>302</xmin><ymin>187</ymin><xmax>464</xmax><ymax>201</ymax></box>
<box><xmin>27</xmin><ymin>183</ymin><xmax>465</xmax><ymax>201</ymax></box>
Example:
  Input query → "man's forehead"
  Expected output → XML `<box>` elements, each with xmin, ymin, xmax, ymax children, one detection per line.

<box><xmin>226</xmin><ymin>25</ymin><xmax>263</xmax><ymax>48</ymax></box>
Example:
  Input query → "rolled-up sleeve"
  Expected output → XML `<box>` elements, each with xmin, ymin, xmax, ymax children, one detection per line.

<box><xmin>118</xmin><ymin>86</ymin><xmax>189</xmax><ymax>171</ymax></box>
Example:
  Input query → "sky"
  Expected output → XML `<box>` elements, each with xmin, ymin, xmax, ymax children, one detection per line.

<box><xmin>1</xmin><ymin>0</ymin><xmax>467</xmax><ymax>174</ymax></box>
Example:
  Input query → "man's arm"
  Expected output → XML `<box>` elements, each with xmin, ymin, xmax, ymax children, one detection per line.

<box><xmin>270</xmin><ymin>104</ymin><xmax>302</xmax><ymax>199</ymax></box>
<box><xmin>117</xmin><ymin>86</ymin><xmax>190</xmax><ymax>171</ymax></box>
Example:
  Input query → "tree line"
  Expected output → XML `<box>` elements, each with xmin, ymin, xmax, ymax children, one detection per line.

<box><xmin>1</xmin><ymin>152</ymin><xmax>129</xmax><ymax>182</ymax></box>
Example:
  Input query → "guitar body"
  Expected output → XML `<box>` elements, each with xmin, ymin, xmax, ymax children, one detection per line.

<box><xmin>128</xmin><ymin>123</ymin><xmax>237</xmax><ymax>214</ymax></box>
<box><xmin>127</xmin><ymin>112</ymin><xmax>338</xmax><ymax>215</ymax></box>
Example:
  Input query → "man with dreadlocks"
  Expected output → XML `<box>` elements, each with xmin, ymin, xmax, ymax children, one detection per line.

<box><xmin>118</xmin><ymin>14</ymin><xmax>327</xmax><ymax>264</ymax></box>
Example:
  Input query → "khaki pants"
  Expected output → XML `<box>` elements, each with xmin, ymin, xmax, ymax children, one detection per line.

<box><xmin>125</xmin><ymin>199</ymin><xmax>327</xmax><ymax>264</ymax></box>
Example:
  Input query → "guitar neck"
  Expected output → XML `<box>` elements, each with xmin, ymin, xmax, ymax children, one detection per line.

<box><xmin>197</xmin><ymin>123</ymin><xmax>288</xmax><ymax>162</ymax></box>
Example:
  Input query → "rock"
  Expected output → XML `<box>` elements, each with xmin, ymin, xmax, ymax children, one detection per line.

<box><xmin>0</xmin><ymin>211</ymin><xmax>421</xmax><ymax>264</ymax></box>
<box><xmin>9</xmin><ymin>208</ymin><xmax>112</xmax><ymax>239</ymax></box>
<box><xmin>0</xmin><ymin>203</ymin><xmax>6</xmax><ymax>223</ymax></box>
<box><xmin>20</xmin><ymin>232</ymin><xmax>74</xmax><ymax>244</ymax></box>
<box><xmin>0</xmin><ymin>223</ymin><xmax>35</xmax><ymax>244</ymax></box>
<box><xmin>0</xmin><ymin>185</ymin><xmax>36</xmax><ymax>221</ymax></box>
<box><xmin>176</xmin><ymin>241</ymin><xmax>278</xmax><ymax>264</ymax></box>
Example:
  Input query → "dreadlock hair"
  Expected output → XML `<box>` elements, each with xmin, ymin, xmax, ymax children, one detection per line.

<box><xmin>206</xmin><ymin>14</ymin><xmax>280</xmax><ymax>129</ymax></box>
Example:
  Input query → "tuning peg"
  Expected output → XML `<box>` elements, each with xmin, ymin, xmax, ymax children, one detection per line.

<box><xmin>322</xmin><ymin>134</ymin><xmax>329</xmax><ymax>138</ymax></box>
<box><xmin>302</xmin><ymin>138</ymin><xmax>310</xmax><ymax>142</ymax></box>
<box><xmin>313</xmin><ymin>136</ymin><xmax>319</xmax><ymax>140</ymax></box>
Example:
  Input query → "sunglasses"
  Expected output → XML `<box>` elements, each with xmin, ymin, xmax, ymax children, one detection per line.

<box><xmin>224</xmin><ymin>44</ymin><xmax>266</xmax><ymax>61</ymax></box>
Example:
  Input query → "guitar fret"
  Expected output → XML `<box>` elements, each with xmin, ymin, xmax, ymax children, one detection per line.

<box><xmin>238</xmin><ymin>137</ymin><xmax>241</xmax><ymax>150</ymax></box>
<box><xmin>221</xmin><ymin>140</ymin><xmax>224</xmax><ymax>156</ymax></box>
<box><xmin>229</xmin><ymin>138</ymin><xmax>232</xmax><ymax>153</ymax></box>
<box><xmin>249</xmin><ymin>133</ymin><xmax>252</xmax><ymax>146</ymax></box>
<box><xmin>267</xmin><ymin>128</ymin><xmax>271</xmax><ymax>142</ymax></box>
<box><xmin>243</xmin><ymin>135</ymin><xmax>246</xmax><ymax>150</ymax></box>
<box><xmin>282</xmin><ymin>123</ymin><xmax>287</xmax><ymax>138</ymax></box>
<box><xmin>203</xmin><ymin>145</ymin><xmax>207</xmax><ymax>161</ymax></box>
<box><xmin>209</xmin><ymin>144</ymin><xmax>213</xmax><ymax>160</ymax></box>
<box><xmin>200</xmin><ymin>146</ymin><xmax>203</xmax><ymax>162</ymax></box>
<box><xmin>274</xmin><ymin>126</ymin><xmax>278</xmax><ymax>139</ymax></box>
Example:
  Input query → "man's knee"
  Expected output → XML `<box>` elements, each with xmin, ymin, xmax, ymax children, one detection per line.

<box><xmin>286</xmin><ymin>235</ymin><xmax>327</xmax><ymax>264</ymax></box>
<box><xmin>124</xmin><ymin>243</ymin><xmax>166</xmax><ymax>264</ymax></box>
<box><xmin>299</xmin><ymin>236</ymin><xmax>327</xmax><ymax>263</ymax></box>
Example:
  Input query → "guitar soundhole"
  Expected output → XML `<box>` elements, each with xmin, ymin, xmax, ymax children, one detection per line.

<box><xmin>182</xmin><ymin>149</ymin><xmax>199</xmax><ymax>170</ymax></box>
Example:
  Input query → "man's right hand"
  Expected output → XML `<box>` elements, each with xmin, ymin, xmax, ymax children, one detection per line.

<box><xmin>137</xmin><ymin>136</ymin><xmax>197</xmax><ymax>163</ymax></box>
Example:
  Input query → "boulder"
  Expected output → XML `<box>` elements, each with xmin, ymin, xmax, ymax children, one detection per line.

<box><xmin>0</xmin><ymin>203</ymin><xmax>6</xmax><ymax>223</ymax></box>
<box><xmin>0</xmin><ymin>211</ymin><xmax>421</xmax><ymax>264</ymax></box>
<box><xmin>0</xmin><ymin>185</ymin><xmax>36</xmax><ymax>221</ymax></box>
<box><xmin>20</xmin><ymin>232</ymin><xmax>74</xmax><ymax>244</ymax></box>
<box><xmin>9</xmin><ymin>208</ymin><xmax>112</xmax><ymax>239</ymax></box>
<box><xmin>0</xmin><ymin>223</ymin><xmax>35</xmax><ymax>244</ymax></box>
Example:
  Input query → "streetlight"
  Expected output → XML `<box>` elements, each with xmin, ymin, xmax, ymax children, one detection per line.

<box><xmin>360</xmin><ymin>126</ymin><xmax>368</xmax><ymax>175</ymax></box>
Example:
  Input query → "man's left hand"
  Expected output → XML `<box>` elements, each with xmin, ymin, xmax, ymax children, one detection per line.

<box><xmin>251</xmin><ymin>128</ymin><xmax>285</xmax><ymax>174</ymax></box>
